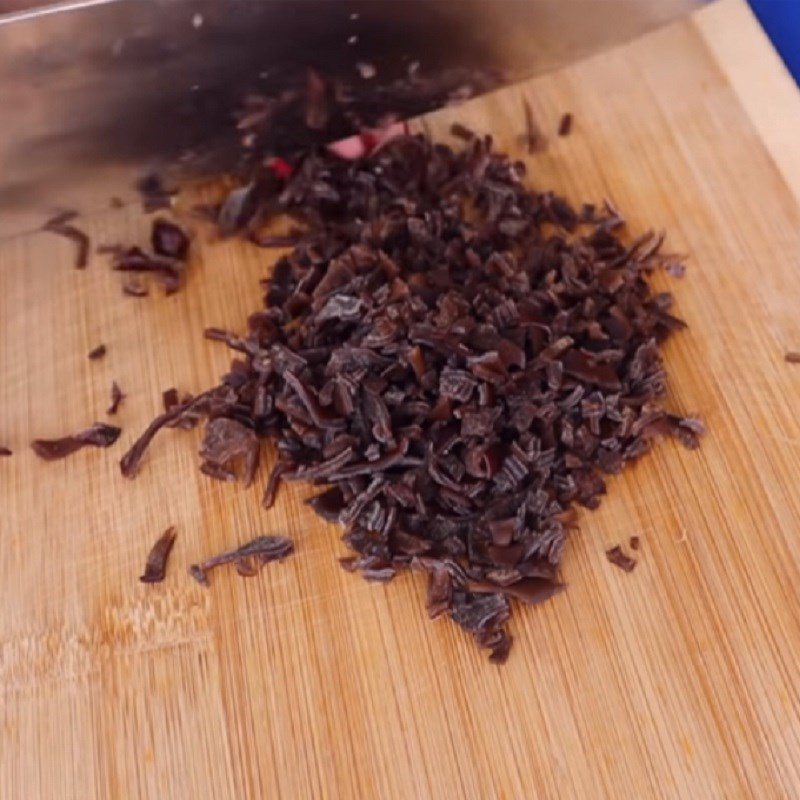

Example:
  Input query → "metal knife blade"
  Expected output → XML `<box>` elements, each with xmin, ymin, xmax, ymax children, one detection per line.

<box><xmin>0</xmin><ymin>0</ymin><xmax>704</xmax><ymax>238</ymax></box>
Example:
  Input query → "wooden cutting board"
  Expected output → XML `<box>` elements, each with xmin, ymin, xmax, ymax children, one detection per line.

<box><xmin>2</xmin><ymin>1</ymin><xmax>800</xmax><ymax>796</ymax></box>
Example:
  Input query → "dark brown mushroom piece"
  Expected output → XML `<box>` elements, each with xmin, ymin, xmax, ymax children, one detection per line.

<box><xmin>189</xmin><ymin>535</ymin><xmax>294</xmax><ymax>586</ymax></box>
<box><xmin>199</xmin><ymin>418</ymin><xmax>260</xmax><ymax>486</ymax></box>
<box><xmin>139</xmin><ymin>527</ymin><xmax>177</xmax><ymax>584</ymax></box>
<box><xmin>32</xmin><ymin>422</ymin><xmax>121</xmax><ymax>460</ymax></box>
<box><xmin>111</xmin><ymin>246</ymin><xmax>182</xmax><ymax>295</ymax></box>
<box><xmin>151</xmin><ymin>218</ymin><xmax>190</xmax><ymax>261</ymax></box>
<box><xmin>107</xmin><ymin>381</ymin><xmax>125</xmax><ymax>415</ymax></box>
<box><xmin>606</xmin><ymin>545</ymin><xmax>637</xmax><ymax>573</ymax></box>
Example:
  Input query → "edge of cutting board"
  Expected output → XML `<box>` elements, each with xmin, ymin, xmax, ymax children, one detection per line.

<box><xmin>697</xmin><ymin>0</ymin><xmax>800</xmax><ymax>200</ymax></box>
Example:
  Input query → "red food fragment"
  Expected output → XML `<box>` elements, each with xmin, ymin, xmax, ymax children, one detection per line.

<box><xmin>139</xmin><ymin>526</ymin><xmax>177</xmax><ymax>583</ymax></box>
<box><xmin>327</xmin><ymin>121</ymin><xmax>409</xmax><ymax>160</ymax></box>
<box><xmin>558</xmin><ymin>112</ymin><xmax>573</xmax><ymax>137</ymax></box>
<box><xmin>326</xmin><ymin>135</ymin><xmax>365</xmax><ymax>160</ymax></box>
<box><xmin>785</xmin><ymin>352</ymin><xmax>800</xmax><ymax>364</ymax></box>
<box><xmin>268</xmin><ymin>157</ymin><xmax>294</xmax><ymax>180</ymax></box>
<box><xmin>88</xmin><ymin>344</ymin><xmax>107</xmax><ymax>360</ymax></box>
<box><xmin>0</xmin><ymin>446</ymin><xmax>11</xmax><ymax>457</ymax></box>
<box><xmin>629</xmin><ymin>535</ymin><xmax>641</xmax><ymax>550</ymax></box>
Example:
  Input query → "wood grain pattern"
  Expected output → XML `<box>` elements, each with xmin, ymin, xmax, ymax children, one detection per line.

<box><xmin>2</xmin><ymin>1</ymin><xmax>799</xmax><ymax>796</ymax></box>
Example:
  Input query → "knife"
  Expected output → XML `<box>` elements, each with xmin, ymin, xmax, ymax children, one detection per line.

<box><xmin>0</xmin><ymin>0</ymin><xmax>704</xmax><ymax>238</ymax></box>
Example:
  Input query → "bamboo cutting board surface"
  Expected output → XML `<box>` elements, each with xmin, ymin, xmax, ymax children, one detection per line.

<box><xmin>2</xmin><ymin>1</ymin><xmax>800</xmax><ymax>796</ymax></box>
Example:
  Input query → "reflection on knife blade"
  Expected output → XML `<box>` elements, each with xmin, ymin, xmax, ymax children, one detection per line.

<box><xmin>0</xmin><ymin>0</ymin><xmax>704</xmax><ymax>238</ymax></box>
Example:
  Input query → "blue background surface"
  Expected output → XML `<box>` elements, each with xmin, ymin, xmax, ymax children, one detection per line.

<box><xmin>749</xmin><ymin>0</ymin><xmax>800</xmax><ymax>83</ymax></box>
